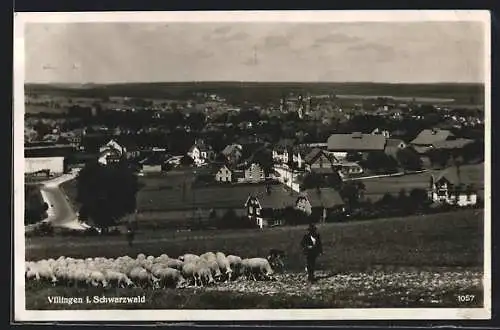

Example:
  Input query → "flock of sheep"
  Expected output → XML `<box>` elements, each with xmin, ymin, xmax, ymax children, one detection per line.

<box><xmin>25</xmin><ymin>252</ymin><xmax>277</xmax><ymax>289</ymax></box>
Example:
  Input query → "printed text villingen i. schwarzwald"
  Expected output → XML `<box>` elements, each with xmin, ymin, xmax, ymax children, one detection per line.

<box><xmin>47</xmin><ymin>295</ymin><xmax>146</xmax><ymax>305</ymax></box>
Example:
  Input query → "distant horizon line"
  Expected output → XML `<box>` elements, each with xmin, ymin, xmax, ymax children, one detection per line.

<box><xmin>24</xmin><ymin>80</ymin><xmax>484</xmax><ymax>86</ymax></box>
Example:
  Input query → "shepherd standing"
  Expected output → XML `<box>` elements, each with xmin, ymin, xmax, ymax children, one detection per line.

<box><xmin>301</xmin><ymin>223</ymin><xmax>323</xmax><ymax>283</ymax></box>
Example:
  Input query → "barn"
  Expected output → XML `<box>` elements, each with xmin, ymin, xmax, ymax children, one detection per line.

<box><xmin>24</xmin><ymin>144</ymin><xmax>75</xmax><ymax>175</ymax></box>
<box><xmin>25</xmin><ymin>156</ymin><xmax>65</xmax><ymax>175</ymax></box>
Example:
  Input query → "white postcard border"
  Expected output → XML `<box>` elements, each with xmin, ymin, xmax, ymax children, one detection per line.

<box><xmin>13</xmin><ymin>10</ymin><xmax>492</xmax><ymax>321</ymax></box>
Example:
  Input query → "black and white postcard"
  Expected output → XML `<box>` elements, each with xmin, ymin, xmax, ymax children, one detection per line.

<box><xmin>13</xmin><ymin>10</ymin><xmax>491</xmax><ymax>321</ymax></box>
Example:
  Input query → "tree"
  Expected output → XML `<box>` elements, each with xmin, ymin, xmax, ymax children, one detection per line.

<box><xmin>252</xmin><ymin>148</ymin><xmax>274</xmax><ymax>175</ymax></box>
<box><xmin>301</xmin><ymin>172</ymin><xmax>325</xmax><ymax>190</ymax></box>
<box><xmin>180</xmin><ymin>155</ymin><xmax>194</xmax><ymax>167</ymax></box>
<box><xmin>396</xmin><ymin>147</ymin><xmax>423</xmax><ymax>171</ymax></box>
<box><xmin>325</xmin><ymin>171</ymin><xmax>343</xmax><ymax>188</ymax></box>
<box><xmin>362</xmin><ymin>152</ymin><xmax>399</xmax><ymax>173</ymax></box>
<box><xmin>427</xmin><ymin>149</ymin><xmax>450</xmax><ymax>169</ymax></box>
<box><xmin>397</xmin><ymin>188</ymin><xmax>409</xmax><ymax>211</ymax></box>
<box><xmin>462</xmin><ymin>140</ymin><xmax>484</xmax><ymax>163</ymax></box>
<box><xmin>76</xmin><ymin>162</ymin><xmax>139</xmax><ymax>231</ymax></box>
<box><xmin>378</xmin><ymin>192</ymin><xmax>396</xmax><ymax>209</ymax></box>
<box><xmin>340</xmin><ymin>182</ymin><xmax>363</xmax><ymax>210</ymax></box>
<box><xmin>409</xmin><ymin>188</ymin><xmax>429</xmax><ymax>209</ymax></box>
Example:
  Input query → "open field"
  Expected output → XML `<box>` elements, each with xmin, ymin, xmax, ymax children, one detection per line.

<box><xmin>59</xmin><ymin>164</ymin><xmax>485</xmax><ymax>228</ymax></box>
<box><xmin>26</xmin><ymin>209</ymin><xmax>484</xmax><ymax>270</ymax></box>
<box><xmin>25</xmin><ymin>209</ymin><xmax>484</xmax><ymax>309</ymax></box>
<box><xmin>62</xmin><ymin>169</ymin><xmax>286</xmax><ymax>213</ymax></box>
<box><xmin>25</xmin><ymin>82</ymin><xmax>484</xmax><ymax>104</ymax></box>
<box><xmin>361</xmin><ymin>164</ymin><xmax>485</xmax><ymax>202</ymax></box>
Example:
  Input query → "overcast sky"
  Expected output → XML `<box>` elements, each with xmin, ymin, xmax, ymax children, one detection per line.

<box><xmin>24</xmin><ymin>21</ymin><xmax>485</xmax><ymax>84</ymax></box>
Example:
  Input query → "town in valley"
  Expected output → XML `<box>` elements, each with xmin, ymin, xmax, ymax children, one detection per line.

<box><xmin>21</xmin><ymin>18</ymin><xmax>487</xmax><ymax>311</ymax></box>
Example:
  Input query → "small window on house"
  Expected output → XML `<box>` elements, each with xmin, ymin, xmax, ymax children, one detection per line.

<box><xmin>256</xmin><ymin>208</ymin><xmax>260</xmax><ymax>215</ymax></box>
<box><xmin>466</xmin><ymin>194</ymin><xmax>471</xmax><ymax>201</ymax></box>
<box><xmin>249</xmin><ymin>206</ymin><xmax>253</xmax><ymax>214</ymax></box>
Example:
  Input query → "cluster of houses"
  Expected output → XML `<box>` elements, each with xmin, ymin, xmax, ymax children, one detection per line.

<box><xmin>24</xmin><ymin>123</ymin><xmax>481</xmax><ymax>230</ymax></box>
<box><xmin>243</xmin><ymin>185</ymin><xmax>346</xmax><ymax>229</ymax></box>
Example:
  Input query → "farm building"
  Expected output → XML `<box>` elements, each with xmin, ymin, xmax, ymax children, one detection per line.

<box><xmin>410</xmin><ymin>128</ymin><xmax>455</xmax><ymax>154</ymax></box>
<box><xmin>431</xmin><ymin>138</ymin><xmax>475</xmax><ymax>151</ymax></box>
<box><xmin>295</xmin><ymin>188</ymin><xmax>346</xmax><ymax>221</ymax></box>
<box><xmin>272</xmin><ymin>138</ymin><xmax>296</xmax><ymax>164</ymax></box>
<box><xmin>304</xmin><ymin>148</ymin><xmax>337</xmax><ymax>173</ymax></box>
<box><xmin>215</xmin><ymin>164</ymin><xmax>233</xmax><ymax>183</ymax></box>
<box><xmin>243</xmin><ymin>163</ymin><xmax>265</xmax><ymax>183</ymax></box>
<box><xmin>244</xmin><ymin>185</ymin><xmax>298</xmax><ymax>229</ymax></box>
<box><xmin>98</xmin><ymin>139</ymin><xmax>128</xmax><ymax>165</ymax></box>
<box><xmin>25</xmin><ymin>156</ymin><xmax>65</xmax><ymax>175</ymax></box>
<box><xmin>428</xmin><ymin>167</ymin><xmax>478</xmax><ymax>207</ymax></box>
<box><xmin>384</xmin><ymin>138</ymin><xmax>407</xmax><ymax>158</ymax></box>
<box><xmin>24</xmin><ymin>144</ymin><xmax>75</xmax><ymax>175</ymax></box>
<box><xmin>98</xmin><ymin>148</ymin><xmax>122</xmax><ymax>166</ymax></box>
<box><xmin>188</xmin><ymin>139</ymin><xmax>215</xmax><ymax>166</ymax></box>
<box><xmin>327</xmin><ymin>132</ymin><xmax>387</xmax><ymax>160</ymax></box>
<box><xmin>99</xmin><ymin>139</ymin><xmax>127</xmax><ymax>156</ymax></box>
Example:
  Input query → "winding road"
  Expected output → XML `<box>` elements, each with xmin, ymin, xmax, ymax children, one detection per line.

<box><xmin>36</xmin><ymin>170</ymin><xmax>90</xmax><ymax>230</ymax></box>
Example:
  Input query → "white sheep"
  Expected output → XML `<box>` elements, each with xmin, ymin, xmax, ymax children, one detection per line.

<box><xmin>181</xmin><ymin>262</ymin><xmax>200</xmax><ymax>287</ymax></box>
<box><xmin>165</xmin><ymin>258</ymin><xmax>184</xmax><ymax>270</ymax></box>
<box><xmin>200</xmin><ymin>252</ymin><xmax>217</xmax><ymax>262</ymax></box>
<box><xmin>33</xmin><ymin>263</ymin><xmax>58</xmax><ymax>285</ymax></box>
<box><xmin>87</xmin><ymin>270</ymin><xmax>109</xmax><ymax>288</ymax></box>
<box><xmin>103</xmin><ymin>270</ymin><xmax>134</xmax><ymax>288</ymax></box>
<box><xmin>215</xmin><ymin>253</ymin><xmax>233</xmax><ymax>282</ymax></box>
<box><xmin>129</xmin><ymin>266</ymin><xmax>159</xmax><ymax>289</ymax></box>
<box><xmin>194</xmin><ymin>260</ymin><xmax>215</xmax><ymax>286</ymax></box>
<box><xmin>179</xmin><ymin>253</ymin><xmax>200</xmax><ymax>263</ymax></box>
<box><xmin>199</xmin><ymin>259</ymin><xmax>222</xmax><ymax>281</ymax></box>
<box><xmin>156</xmin><ymin>267</ymin><xmax>186</xmax><ymax>288</ymax></box>
<box><xmin>242</xmin><ymin>258</ymin><xmax>274</xmax><ymax>281</ymax></box>
<box><xmin>227</xmin><ymin>255</ymin><xmax>243</xmax><ymax>279</ymax></box>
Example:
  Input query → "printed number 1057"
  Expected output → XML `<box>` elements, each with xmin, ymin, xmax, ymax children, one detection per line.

<box><xmin>457</xmin><ymin>295</ymin><xmax>475</xmax><ymax>303</ymax></box>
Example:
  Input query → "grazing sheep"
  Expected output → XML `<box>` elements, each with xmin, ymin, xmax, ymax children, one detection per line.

<box><xmin>194</xmin><ymin>260</ymin><xmax>215</xmax><ymax>286</ymax></box>
<box><xmin>200</xmin><ymin>252</ymin><xmax>217</xmax><ymax>262</ymax></box>
<box><xmin>179</xmin><ymin>253</ymin><xmax>200</xmax><ymax>263</ymax></box>
<box><xmin>129</xmin><ymin>267</ymin><xmax>159</xmax><ymax>289</ymax></box>
<box><xmin>156</xmin><ymin>267</ymin><xmax>186</xmax><ymax>288</ymax></box>
<box><xmin>242</xmin><ymin>258</ymin><xmax>275</xmax><ymax>281</ymax></box>
<box><xmin>141</xmin><ymin>259</ymin><xmax>154</xmax><ymax>272</ymax></box>
<box><xmin>87</xmin><ymin>270</ymin><xmax>108</xmax><ymax>288</ymax></box>
<box><xmin>198</xmin><ymin>259</ymin><xmax>222</xmax><ymax>281</ymax></box>
<box><xmin>227</xmin><ymin>255</ymin><xmax>243</xmax><ymax>279</ymax></box>
<box><xmin>103</xmin><ymin>270</ymin><xmax>134</xmax><ymax>288</ymax></box>
<box><xmin>26</xmin><ymin>268</ymin><xmax>40</xmax><ymax>281</ymax></box>
<box><xmin>181</xmin><ymin>262</ymin><xmax>200</xmax><ymax>287</ymax></box>
<box><xmin>165</xmin><ymin>258</ymin><xmax>184</xmax><ymax>270</ymax></box>
<box><xmin>34</xmin><ymin>264</ymin><xmax>58</xmax><ymax>285</ymax></box>
<box><xmin>215</xmin><ymin>253</ymin><xmax>233</xmax><ymax>282</ymax></box>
